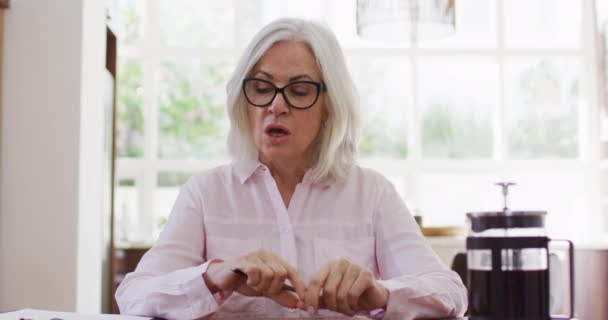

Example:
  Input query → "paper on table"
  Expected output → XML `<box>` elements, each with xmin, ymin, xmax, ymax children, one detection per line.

<box><xmin>0</xmin><ymin>309</ymin><xmax>151</xmax><ymax>320</ymax></box>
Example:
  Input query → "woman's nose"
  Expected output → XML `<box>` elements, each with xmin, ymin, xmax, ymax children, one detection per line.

<box><xmin>267</xmin><ymin>92</ymin><xmax>290</xmax><ymax>115</ymax></box>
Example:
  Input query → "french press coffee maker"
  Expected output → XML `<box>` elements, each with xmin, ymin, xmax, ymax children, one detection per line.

<box><xmin>466</xmin><ymin>183</ymin><xmax>575</xmax><ymax>320</ymax></box>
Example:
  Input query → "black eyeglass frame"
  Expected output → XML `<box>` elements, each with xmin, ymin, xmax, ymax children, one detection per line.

<box><xmin>242</xmin><ymin>77</ymin><xmax>327</xmax><ymax>110</ymax></box>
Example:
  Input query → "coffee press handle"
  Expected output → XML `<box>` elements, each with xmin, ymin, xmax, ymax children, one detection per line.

<box><xmin>550</xmin><ymin>239</ymin><xmax>575</xmax><ymax>319</ymax></box>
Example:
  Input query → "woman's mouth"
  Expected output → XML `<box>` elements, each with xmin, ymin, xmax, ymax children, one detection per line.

<box><xmin>267</xmin><ymin>128</ymin><xmax>288</xmax><ymax>136</ymax></box>
<box><xmin>264</xmin><ymin>125</ymin><xmax>290</xmax><ymax>144</ymax></box>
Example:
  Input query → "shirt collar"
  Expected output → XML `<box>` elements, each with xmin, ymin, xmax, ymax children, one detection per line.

<box><xmin>234</xmin><ymin>157</ymin><xmax>264</xmax><ymax>184</ymax></box>
<box><xmin>233</xmin><ymin>158</ymin><xmax>333</xmax><ymax>188</ymax></box>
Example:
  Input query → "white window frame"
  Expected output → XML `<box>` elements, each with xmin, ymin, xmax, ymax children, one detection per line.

<box><xmin>114</xmin><ymin>0</ymin><xmax>607</xmax><ymax>245</ymax></box>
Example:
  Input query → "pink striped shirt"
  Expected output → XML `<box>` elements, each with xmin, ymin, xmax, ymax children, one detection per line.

<box><xmin>115</xmin><ymin>159</ymin><xmax>467</xmax><ymax>319</ymax></box>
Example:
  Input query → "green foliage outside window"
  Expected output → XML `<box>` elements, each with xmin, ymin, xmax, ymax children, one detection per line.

<box><xmin>119</xmin><ymin>0</ymin><xmax>141</xmax><ymax>45</ymax></box>
<box><xmin>157</xmin><ymin>61</ymin><xmax>231</xmax><ymax>159</ymax></box>
<box><xmin>117</xmin><ymin>61</ymin><xmax>145</xmax><ymax>158</ymax></box>
<box><xmin>508</xmin><ymin>60</ymin><xmax>579</xmax><ymax>158</ymax></box>
<box><xmin>157</xmin><ymin>172</ymin><xmax>193</xmax><ymax>187</ymax></box>
<box><xmin>359</xmin><ymin>116</ymin><xmax>408</xmax><ymax>158</ymax></box>
<box><xmin>421</xmin><ymin>101</ymin><xmax>493</xmax><ymax>158</ymax></box>
<box><xmin>509</xmin><ymin>116</ymin><xmax>577</xmax><ymax>158</ymax></box>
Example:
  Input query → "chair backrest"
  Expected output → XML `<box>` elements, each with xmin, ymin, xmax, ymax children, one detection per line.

<box><xmin>451</xmin><ymin>252</ymin><xmax>467</xmax><ymax>286</ymax></box>
<box><xmin>451</xmin><ymin>252</ymin><xmax>469</xmax><ymax>315</ymax></box>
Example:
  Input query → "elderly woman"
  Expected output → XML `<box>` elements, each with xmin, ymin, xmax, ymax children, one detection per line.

<box><xmin>116</xmin><ymin>18</ymin><xmax>467</xmax><ymax>319</ymax></box>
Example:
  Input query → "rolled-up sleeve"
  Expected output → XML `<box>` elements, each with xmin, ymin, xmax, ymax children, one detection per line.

<box><xmin>373</xmin><ymin>180</ymin><xmax>468</xmax><ymax>320</ymax></box>
<box><xmin>115</xmin><ymin>178</ymin><xmax>220</xmax><ymax>319</ymax></box>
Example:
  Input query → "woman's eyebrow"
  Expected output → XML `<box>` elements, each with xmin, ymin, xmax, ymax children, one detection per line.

<box><xmin>253</xmin><ymin>70</ymin><xmax>314</xmax><ymax>82</ymax></box>
<box><xmin>253</xmin><ymin>70</ymin><xmax>273</xmax><ymax>79</ymax></box>
<box><xmin>289</xmin><ymin>74</ymin><xmax>313</xmax><ymax>81</ymax></box>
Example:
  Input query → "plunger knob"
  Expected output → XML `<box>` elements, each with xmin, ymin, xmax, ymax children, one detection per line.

<box><xmin>495</xmin><ymin>182</ymin><xmax>516</xmax><ymax>211</ymax></box>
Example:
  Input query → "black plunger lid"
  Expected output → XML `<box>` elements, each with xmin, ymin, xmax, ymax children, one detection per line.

<box><xmin>466</xmin><ymin>182</ymin><xmax>547</xmax><ymax>233</ymax></box>
<box><xmin>466</xmin><ymin>210</ymin><xmax>547</xmax><ymax>233</ymax></box>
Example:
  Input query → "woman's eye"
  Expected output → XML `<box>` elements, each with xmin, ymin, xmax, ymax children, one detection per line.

<box><xmin>288</xmin><ymin>85</ymin><xmax>311</xmax><ymax>96</ymax></box>
<box><xmin>255</xmin><ymin>87</ymin><xmax>273</xmax><ymax>93</ymax></box>
<box><xmin>254</xmin><ymin>83</ymin><xmax>274</xmax><ymax>93</ymax></box>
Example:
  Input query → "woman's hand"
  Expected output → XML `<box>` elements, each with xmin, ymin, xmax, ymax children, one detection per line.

<box><xmin>304</xmin><ymin>258</ymin><xmax>389</xmax><ymax>316</ymax></box>
<box><xmin>203</xmin><ymin>249</ymin><xmax>306</xmax><ymax>309</ymax></box>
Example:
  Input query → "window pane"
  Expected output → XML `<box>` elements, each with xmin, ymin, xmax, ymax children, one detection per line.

<box><xmin>420</xmin><ymin>0</ymin><xmax>497</xmax><ymax>49</ymax></box>
<box><xmin>114</xmin><ymin>178</ymin><xmax>141</xmax><ymax>244</ymax></box>
<box><xmin>328</xmin><ymin>0</ymin><xmax>361</xmax><ymax>48</ymax></box>
<box><xmin>117</xmin><ymin>0</ymin><xmax>145</xmax><ymax>45</ymax></box>
<box><xmin>116</xmin><ymin>59</ymin><xmax>144</xmax><ymax>158</ymax></box>
<box><xmin>597</xmin><ymin>0</ymin><xmax>608</xmax><ymax>29</ymax></box>
<box><xmin>602</xmin><ymin>170</ymin><xmax>608</xmax><ymax>197</ymax></box>
<box><xmin>604</xmin><ymin>204</ymin><xmax>608</xmax><ymax>234</ymax></box>
<box><xmin>347</xmin><ymin>55</ymin><xmax>410</xmax><ymax>158</ymax></box>
<box><xmin>157</xmin><ymin>0</ymin><xmax>235</xmax><ymax>48</ymax></box>
<box><xmin>157</xmin><ymin>58</ymin><xmax>233</xmax><ymax>159</ymax></box>
<box><xmin>419</xmin><ymin>58</ymin><xmax>496</xmax><ymax>158</ymax></box>
<box><xmin>236</xmin><ymin>0</ymin><xmax>327</xmax><ymax>46</ymax></box>
<box><xmin>286</xmin><ymin>0</ymin><xmax>326</xmax><ymax>20</ymax></box>
<box><xmin>505</xmin><ymin>58</ymin><xmax>579</xmax><ymax>158</ymax></box>
<box><xmin>154</xmin><ymin>172</ymin><xmax>193</xmax><ymax>239</ymax></box>
<box><xmin>158</xmin><ymin>171</ymin><xmax>193</xmax><ymax>187</ymax></box>
<box><xmin>233</xmin><ymin>2</ymin><xmax>270</xmax><ymax>47</ymax></box>
<box><xmin>418</xmin><ymin>173</ymin><xmax>501</xmax><ymax>226</ymax></box>
<box><xmin>503</xmin><ymin>0</ymin><xmax>581</xmax><ymax>49</ymax></box>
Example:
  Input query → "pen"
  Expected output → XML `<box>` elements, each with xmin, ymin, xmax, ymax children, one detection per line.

<box><xmin>231</xmin><ymin>267</ymin><xmax>296</xmax><ymax>292</ymax></box>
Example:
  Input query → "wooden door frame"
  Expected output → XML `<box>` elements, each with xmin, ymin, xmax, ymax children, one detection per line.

<box><xmin>1</xmin><ymin>1</ymin><xmax>9</xmax><ymax>159</ymax></box>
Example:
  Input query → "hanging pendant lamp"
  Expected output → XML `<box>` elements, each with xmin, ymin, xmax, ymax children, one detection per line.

<box><xmin>357</xmin><ymin>0</ymin><xmax>455</xmax><ymax>43</ymax></box>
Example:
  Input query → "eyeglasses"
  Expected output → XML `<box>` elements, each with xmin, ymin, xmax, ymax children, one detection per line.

<box><xmin>242</xmin><ymin>78</ymin><xmax>326</xmax><ymax>110</ymax></box>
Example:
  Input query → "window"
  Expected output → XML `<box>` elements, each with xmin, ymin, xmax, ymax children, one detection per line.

<box><xmin>114</xmin><ymin>0</ymin><xmax>605</xmax><ymax>245</ymax></box>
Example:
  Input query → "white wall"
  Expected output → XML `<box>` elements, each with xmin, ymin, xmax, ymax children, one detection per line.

<box><xmin>1</xmin><ymin>0</ymin><xmax>107</xmax><ymax>312</ymax></box>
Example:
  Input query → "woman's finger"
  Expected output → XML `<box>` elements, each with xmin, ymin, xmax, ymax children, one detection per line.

<box><xmin>255</xmin><ymin>262</ymin><xmax>275</xmax><ymax>294</ymax></box>
<box><xmin>282</xmin><ymin>262</ymin><xmax>307</xmax><ymax>301</ymax></box>
<box><xmin>259</xmin><ymin>251</ymin><xmax>306</xmax><ymax>300</ymax></box>
<box><xmin>244</xmin><ymin>257</ymin><xmax>274</xmax><ymax>293</ymax></box>
<box><xmin>238</xmin><ymin>258</ymin><xmax>261</xmax><ymax>287</ymax></box>
<box><xmin>306</xmin><ymin>263</ymin><xmax>331</xmax><ymax>314</ymax></box>
<box><xmin>322</xmin><ymin>259</ymin><xmax>349</xmax><ymax>312</ymax></box>
<box><xmin>360</xmin><ymin>283</ymin><xmax>390</xmax><ymax>310</ymax></box>
<box><xmin>336</xmin><ymin>263</ymin><xmax>359</xmax><ymax>315</ymax></box>
<box><xmin>237</xmin><ymin>283</ymin><xmax>261</xmax><ymax>296</ymax></box>
<box><xmin>266</xmin><ymin>290</ymin><xmax>301</xmax><ymax>309</ymax></box>
<box><xmin>263</xmin><ymin>259</ymin><xmax>288</xmax><ymax>295</ymax></box>
<box><xmin>348</xmin><ymin>269</ymin><xmax>375</xmax><ymax>310</ymax></box>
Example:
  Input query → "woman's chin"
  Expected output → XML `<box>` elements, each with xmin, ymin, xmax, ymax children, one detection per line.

<box><xmin>263</xmin><ymin>133</ymin><xmax>290</xmax><ymax>146</ymax></box>
<box><xmin>260</xmin><ymin>147</ymin><xmax>293</xmax><ymax>160</ymax></box>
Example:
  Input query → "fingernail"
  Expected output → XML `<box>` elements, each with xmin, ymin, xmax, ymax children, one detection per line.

<box><xmin>307</xmin><ymin>306</ymin><xmax>315</xmax><ymax>315</ymax></box>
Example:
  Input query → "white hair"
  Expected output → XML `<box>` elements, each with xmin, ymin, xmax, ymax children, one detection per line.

<box><xmin>226</xmin><ymin>18</ymin><xmax>361</xmax><ymax>183</ymax></box>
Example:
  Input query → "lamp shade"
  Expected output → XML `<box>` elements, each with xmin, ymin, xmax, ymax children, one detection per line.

<box><xmin>357</xmin><ymin>0</ymin><xmax>455</xmax><ymax>42</ymax></box>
